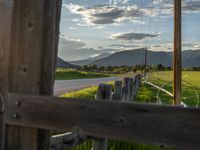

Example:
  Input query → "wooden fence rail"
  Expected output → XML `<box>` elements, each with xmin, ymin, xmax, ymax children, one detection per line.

<box><xmin>50</xmin><ymin>74</ymin><xmax>142</xmax><ymax>149</ymax></box>
<box><xmin>5</xmin><ymin>90</ymin><xmax>200</xmax><ymax>150</ymax></box>
<box><xmin>93</xmin><ymin>84</ymin><xmax>112</xmax><ymax>150</ymax></box>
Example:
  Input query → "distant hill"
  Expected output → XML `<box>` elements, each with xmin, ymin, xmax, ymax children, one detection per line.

<box><xmin>182</xmin><ymin>50</ymin><xmax>200</xmax><ymax>67</ymax></box>
<box><xmin>69</xmin><ymin>53</ymin><xmax>112</xmax><ymax>66</ymax></box>
<box><xmin>57</xmin><ymin>57</ymin><xmax>81</xmax><ymax>69</ymax></box>
<box><xmin>89</xmin><ymin>49</ymin><xmax>200</xmax><ymax>67</ymax></box>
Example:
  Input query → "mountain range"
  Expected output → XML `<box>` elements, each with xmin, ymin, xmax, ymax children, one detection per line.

<box><xmin>69</xmin><ymin>48</ymin><xmax>200</xmax><ymax>68</ymax></box>
<box><xmin>57</xmin><ymin>57</ymin><xmax>81</xmax><ymax>69</ymax></box>
<box><xmin>69</xmin><ymin>53</ymin><xmax>112</xmax><ymax>66</ymax></box>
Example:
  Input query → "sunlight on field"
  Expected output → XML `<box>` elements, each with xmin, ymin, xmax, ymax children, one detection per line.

<box><xmin>61</xmin><ymin>86</ymin><xmax>98</xmax><ymax>99</ymax></box>
<box><xmin>56</xmin><ymin>68</ymin><xmax>111</xmax><ymax>80</ymax></box>
<box><xmin>60</xmin><ymin>71</ymin><xmax>200</xmax><ymax>150</ymax></box>
<box><xmin>61</xmin><ymin>80</ymin><xmax>169</xmax><ymax>150</ymax></box>
<box><xmin>137</xmin><ymin>71</ymin><xmax>200</xmax><ymax>106</ymax></box>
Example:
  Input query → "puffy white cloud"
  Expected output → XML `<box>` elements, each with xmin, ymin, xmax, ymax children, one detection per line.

<box><xmin>64</xmin><ymin>0</ymin><xmax>200</xmax><ymax>26</ymax></box>
<box><xmin>65</xmin><ymin>4</ymin><xmax>148</xmax><ymax>25</ymax></box>
<box><xmin>111</xmin><ymin>32</ymin><xmax>159</xmax><ymax>40</ymax></box>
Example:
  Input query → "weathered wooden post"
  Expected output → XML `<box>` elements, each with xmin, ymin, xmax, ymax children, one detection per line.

<box><xmin>93</xmin><ymin>84</ymin><xmax>112</xmax><ymax>150</ymax></box>
<box><xmin>113</xmin><ymin>81</ymin><xmax>123</xmax><ymax>100</ymax></box>
<box><xmin>0</xmin><ymin>0</ymin><xmax>62</xmax><ymax>150</ymax></box>
<box><xmin>0</xmin><ymin>1</ymin><xmax>13</xmax><ymax>149</ymax></box>
<box><xmin>173</xmin><ymin>0</ymin><xmax>182</xmax><ymax>106</ymax></box>
<box><xmin>131</xmin><ymin>77</ymin><xmax>136</xmax><ymax>101</ymax></box>
<box><xmin>123</xmin><ymin>77</ymin><xmax>129</xmax><ymax>101</ymax></box>
<box><xmin>123</xmin><ymin>77</ymin><xmax>135</xmax><ymax>101</ymax></box>
<box><xmin>135</xmin><ymin>74</ymin><xmax>141</xmax><ymax>93</ymax></box>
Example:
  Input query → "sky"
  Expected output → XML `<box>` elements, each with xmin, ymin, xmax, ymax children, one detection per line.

<box><xmin>58</xmin><ymin>0</ymin><xmax>200</xmax><ymax>61</ymax></box>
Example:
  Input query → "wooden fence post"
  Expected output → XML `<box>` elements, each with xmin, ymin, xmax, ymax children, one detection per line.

<box><xmin>3</xmin><ymin>0</ymin><xmax>62</xmax><ymax>150</ymax></box>
<box><xmin>123</xmin><ymin>77</ymin><xmax>135</xmax><ymax>102</ymax></box>
<box><xmin>113</xmin><ymin>81</ymin><xmax>123</xmax><ymax>100</ymax></box>
<box><xmin>173</xmin><ymin>0</ymin><xmax>182</xmax><ymax>106</ymax></box>
<box><xmin>0</xmin><ymin>1</ymin><xmax>13</xmax><ymax>149</ymax></box>
<box><xmin>135</xmin><ymin>74</ymin><xmax>141</xmax><ymax>93</ymax></box>
<box><xmin>93</xmin><ymin>84</ymin><xmax>112</xmax><ymax>150</ymax></box>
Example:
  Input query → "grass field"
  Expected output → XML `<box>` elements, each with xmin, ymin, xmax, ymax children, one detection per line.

<box><xmin>61</xmin><ymin>85</ymin><xmax>168</xmax><ymax>150</ymax></box>
<box><xmin>137</xmin><ymin>71</ymin><xmax>200</xmax><ymax>107</ymax></box>
<box><xmin>55</xmin><ymin>68</ymin><xmax>112</xmax><ymax>80</ymax></box>
<box><xmin>60</xmin><ymin>71</ymin><xmax>200</xmax><ymax>150</ymax></box>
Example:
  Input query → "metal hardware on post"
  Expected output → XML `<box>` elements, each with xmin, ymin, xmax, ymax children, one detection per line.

<box><xmin>13</xmin><ymin>113</ymin><xmax>19</xmax><ymax>119</ymax></box>
<box><xmin>15</xmin><ymin>100</ymin><xmax>21</xmax><ymax>106</ymax></box>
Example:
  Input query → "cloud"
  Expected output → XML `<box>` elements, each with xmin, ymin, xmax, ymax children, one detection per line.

<box><xmin>153</xmin><ymin>0</ymin><xmax>200</xmax><ymax>14</ymax></box>
<box><xmin>110</xmin><ymin>44</ymin><xmax>139</xmax><ymax>48</ymax></box>
<box><xmin>59</xmin><ymin>35</ymin><xmax>85</xmax><ymax>48</ymax></box>
<box><xmin>65</xmin><ymin>4</ymin><xmax>148</xmax><ymax>25</ymax></box>
<box><xmin>148</xmin><ymin>42</ymin><xmax>200</xmax><ymax>52</ymax></box>
<box><xmin>111</xmin><ymin>32</ymin><xmax>159</xmax><ymax>41</ymax></box>
<box><xmin>109</xmin><ymin>0</ymin><xmax>129</xmax><ymax>5</ymax></box>
<box><xmin>58</xmin><ymin>35</ymin><xmax>116</xmax><ymax>61</ymax></box>
<box><xmin>64</xmin><ymin>0</ymin><xmax>200</xmax><ymax>27</ymax></box>
<box><xmin>182</xmin><ymin>42</ymin><xmax>200</xmax><ymax>50</ymax></box>
<box><xmin>183</xmin><ymin>0</ymin><xmax>200</xmax><ymax>13</ymax></box>
<box><xmin>148</xmin><ymin>43</ymin><xmax>173</xmax><ymax>51</ymax></box>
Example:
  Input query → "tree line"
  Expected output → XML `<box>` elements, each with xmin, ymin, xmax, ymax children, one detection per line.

<box><xmin>80</xmin><ymin>64</ymin><xmax>172</xmax><ymax>74</ymax></box>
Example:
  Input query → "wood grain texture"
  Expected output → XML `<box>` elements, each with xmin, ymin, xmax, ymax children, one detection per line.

<box><xmin>123</xmin><ymin>77</ymin><xmax>135</xmax><ymax>101</ymax></box>
<box><xmin>113</xmin><ymin>81</ymin><xmax>123</xmax><ymax>101</ymax></box>
<box><xmin>5</xmin><ymin>0</ymin><xmax>62</xmax><ymax>150</ymax></box>
<box><xmin>0</xmin><ymin>1</ymin><xmax>13</xmax><ymax>149</ymax></box>
<box><xmin>174</xmin><ymin>0</ymin><xmax>182</xmax><ymax>106</ymax></box>
<box><xmin>94</xmin><ymin>84</ymin><xmax>112</xmax><ymax>150</ymax></box>
<box><xmin>6</xmin><ymin>94</ymin><xmax>200</xmax><ymax>150</ymax></box>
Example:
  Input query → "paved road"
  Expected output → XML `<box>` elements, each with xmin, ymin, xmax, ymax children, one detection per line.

<box><xmin>54</xmin><ymin>77</ymin><xmax>120</xmax><ymax>95</ymax></box>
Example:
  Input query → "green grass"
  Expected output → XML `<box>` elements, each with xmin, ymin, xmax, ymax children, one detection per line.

<box><xmin>136</xmin><ymin>71</ymin><xmax>200</xmax><ymax>107</ymax></box>
<box><xmin>59</xmin><ymin>71</ymin><xmax>200</xmax><ymax>150</ymax></box>
<box><xmin>61</xmin><ymin>86</ymin><xmax>98</xmax><ymax>100</ymax></box>
<box><xmin>61</xmin><ymin>83</ymin><xmax>168</xmax><ymax>150</ymax></box>
<box><xmin>56</xmin><ymin>68</ymin><xmax>112</xmax><ymax>80</ymax></box>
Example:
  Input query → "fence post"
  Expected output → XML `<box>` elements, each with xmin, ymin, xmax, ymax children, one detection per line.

<box><xmin>93</xmin><ymin>84</ymin><xmax>112</xmax><ymax>150</ymax></box>
<box><xmin>0</xmin><ymin>2</ymin><xmax>13</xmax><ymax>149</ymax></box>
<box><xmin>3</xmin><ymin>1</ymin><xmax>62</xmax><ymax>150</ymax></box>
<box><xmin>113</xmin><ymin>81</ymin><xmax>123</xmax><ymax>100</ymax></box>
<box><xmin>135</xmin><ymin>74</ymin><xmax>141</xmax><ymax>93</ymax></box>
<box><xmin>123</xmin><ymin>77</ymin><xmax>135</xmax><ymax>102</ymax></box>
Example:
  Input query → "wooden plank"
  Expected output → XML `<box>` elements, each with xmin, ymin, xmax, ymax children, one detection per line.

<box><xmin>97</xmin><ymin>84</ymin><xmax>112</xmax><ymax>100</ymax></box>
<box><xmin>5</xmin><ymin>0</ymin><xmax>62</xmax><ymax>150</ymax></box>
<box><xmin>113</xmin><ymin>81</ymin><xmax>123</xmax><ymax>100</ymax></box>
<box><xmin>93</xmin><ymin>84</ymin><xmax>112</xmax><ymax>150</ymax></box>
<box><xmin>123</xmin><ymin>78</ymin><xmax>134</xmax><ymax>101</ymax></box>
<box><xmin>173</xmin><ymin>0</ymin><xmax>182</xmax><ymax>106</ymax></box>
<box><xmin>0</xmin><ymin>1</ymin><xmax>13</xmax><ymax>149</ymax></box>
<box><xmin>6</xmin><ymin>94</ymin><xmax>200</xmax><ymax>150</ymax></box>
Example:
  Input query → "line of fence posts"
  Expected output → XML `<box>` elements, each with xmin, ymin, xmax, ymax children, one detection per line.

<box><xmin>50</xmin><ymin>74</ymin><xmax>142</xmax><ymax>150</ymax></box>
<box><xmin>93</xmin><ymin>74</ymin><xmax>142</xmax><ymax>150</ymax></box>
